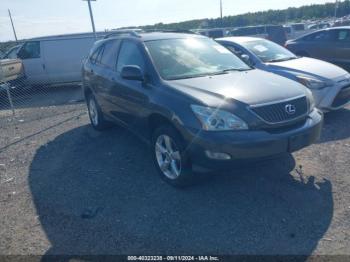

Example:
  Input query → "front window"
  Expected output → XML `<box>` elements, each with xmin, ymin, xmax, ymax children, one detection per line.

<box><xmin>303</xmin><ymin>31</ymin><xmax>332</xmax><ymax>42</ymax></box>
<box><xmin>243</xmin><ymin>39</ymin><xmax>297</xmax><ymax>63</ymax></box>
<box><xmin>4</xmin><ymin>46</ymin><xmax>20</xmax><ymax>59</ymax></box>
<box><xmin>17</xmin><ymin>41</ymin><xmax>40</xmax><ymax>59</ymax></box>
<box><xmin>117</xmin><ymin>41</ymin><xmax>145</xmax><ymax>73</ymax></box>
<box><xmin>145</xmin><ymin>38</ymin><xmax>251</xmax><ymax>80</ymax></box>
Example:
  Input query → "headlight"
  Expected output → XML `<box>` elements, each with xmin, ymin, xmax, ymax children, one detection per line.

<box><xmin>191</xmin><ymin>105</ymin><xmax>248</xmax><ymax>131</ymax></box>
<box><xmin>296</xmin><ymin>75</ymin><xmax>329</xmax><ymax>90</ymax></box>
<box><xmin>305</xmin><ymin>89</ymin><xmax>316</xmax><ymax>112</ymax></box>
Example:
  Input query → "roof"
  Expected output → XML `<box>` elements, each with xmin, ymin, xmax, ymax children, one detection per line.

<box><xmin>105</xmin><ymin>32</ymin><xmax>206</xmax><ymax>42</ymax></box>
<box><xmin>216</xmin><ymin>36</ymin><xmax>262</xmax><ymax>44</ymax></box>
<box><xmin>292</xmin><ymin>26</ymin><xmax>350</xmax><ymax>40</ymax></box>
<box><xmin>27</xmin><ymin>31</ymin><xmax>107</xmax><ymax>41</ymax></box>
<box><xmin>327</xmin><ymin>26</ymin><xmax>350</xmax><ymax>30</ymax></box>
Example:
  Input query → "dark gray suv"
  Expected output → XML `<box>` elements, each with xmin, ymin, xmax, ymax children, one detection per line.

<box><xmin>82</xmin><ymin>31</ymin><xmax>323</xmax><ymax>186</ymax></box>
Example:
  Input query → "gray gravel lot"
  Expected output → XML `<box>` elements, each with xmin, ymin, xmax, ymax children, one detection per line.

<box><xmin>0</xmin><ymin>86</ymin><xmax>349</xmax><ymax>258</ymax></box>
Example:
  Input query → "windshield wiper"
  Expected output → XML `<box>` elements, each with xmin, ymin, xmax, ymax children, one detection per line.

<box><xmin>267</xmin><ymin>57</ymin><xmax>298</xmax><ymax>63</ymax></box>
<box><xmin>166</xmin><ymin>68</ymin><xmax>251</xmax><ymax>80</ymax></box>
<box><xmin>222</xmin><ymin>67</ymin><xmax>252</xmax><ymax>72</ymax></box>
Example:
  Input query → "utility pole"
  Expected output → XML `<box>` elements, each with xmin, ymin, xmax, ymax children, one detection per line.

<box><xmin>220</xmin><ymin>0</ymin><xmax>223</xmax><ymax>26</ymax></box>
<box><xmin>8</xmin><ymin>9</ymin><xmax>18</xmax><ymax>43</ymax></box>
<box><xmin>83</xmin><ymin>0</ymin><xmax>97</xmax><ymax>39</ymax></box>
<box><xmin>334</xmin><ymin>0</ymin><xmax>339</xmax><ymax>22</ymax></box>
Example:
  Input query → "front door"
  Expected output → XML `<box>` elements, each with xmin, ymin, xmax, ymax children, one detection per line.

<box><xmin>109</xmin><ymin>40</ymin><xmax>150</xmax><ymax>130</ymax></box>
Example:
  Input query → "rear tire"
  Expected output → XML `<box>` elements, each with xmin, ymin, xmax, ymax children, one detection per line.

<box><xmin>86</xmin><ymin>94</ymin><xmax>112</xmax><ymax>131</ymax></box>
<box><xmin>152</xmin><ymin>125</ymin><xmax>194</xmax><ymax>187</ymax></box>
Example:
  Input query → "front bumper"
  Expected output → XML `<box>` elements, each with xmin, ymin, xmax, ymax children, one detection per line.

<box><xmin>314</xmin><ymin>82</ymin><xmax>350</xmax><ymax>112</ymax></box>
<box><xmin>183</xmin><ymin>109</ymin><xmax>323</xmax><ymax>170</ymax></box>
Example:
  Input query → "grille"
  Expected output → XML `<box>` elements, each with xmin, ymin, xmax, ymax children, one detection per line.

<box><xmin>251</xmin><ymin>96</ymin><xmax>308</xmax><ymax>124</ymax></box>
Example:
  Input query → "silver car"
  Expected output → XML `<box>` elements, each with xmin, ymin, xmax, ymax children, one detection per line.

<box><xmin>217</xmin><ymin>37</ymin><xmax>350</xmax><ymax>112</ymax></box>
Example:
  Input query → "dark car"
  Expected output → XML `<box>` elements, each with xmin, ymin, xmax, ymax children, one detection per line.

<box><xmin>285</xmin><ymin>26</ymin><xmax>350</xmax><ymax>71</ymax></box>
<box><xmin>82</xmin><ymin>31</ymin><xmax>323</xmax><ymax>186</ymax></box>
<box><xmin>229</xmin><ymin>25</ymin><xmax>287</xmax><ymax>45</ymax></box>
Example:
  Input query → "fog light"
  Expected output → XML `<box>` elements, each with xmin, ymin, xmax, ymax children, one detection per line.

<box><xmin>205</xmin><ymin>151</ymin><xmax>231</xmax><ymax>160</ymax></box>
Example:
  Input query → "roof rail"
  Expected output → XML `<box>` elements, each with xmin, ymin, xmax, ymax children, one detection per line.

<box><xmin>104</xmin><ymin>29</ymin><xmax>142</xmax><ymax>39</ymax></box>
<box><xmin>143</xmin><ymin>29</ymin><xmax>197</xmax><ymax>34</ymax></box>
<box><xmin>103</xmin><ymin>29</ymin><xmax>198</xmax><ymax>39</ymax></box>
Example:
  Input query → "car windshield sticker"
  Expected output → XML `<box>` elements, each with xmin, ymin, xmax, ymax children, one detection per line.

<box><xmin>253</xmin><ymin>45</ymin><xmax>268</xmax><ymax>52</ymax></box>
<box><xmin>213</xmin><ymin>45</ymin><xmax>231</xmax><ymax>54</ymax></box>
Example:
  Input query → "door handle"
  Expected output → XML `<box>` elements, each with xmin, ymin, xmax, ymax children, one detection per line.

<box><xmin>42</xmin><ymin>64</ymin><xmax>46</xmax><ymax>70</ymax></box>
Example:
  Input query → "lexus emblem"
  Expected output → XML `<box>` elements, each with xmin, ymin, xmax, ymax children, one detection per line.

<box><xmin>285</xmin><ymin>104</ymin><xmax>296</xmax><ymax>115</ymax></box>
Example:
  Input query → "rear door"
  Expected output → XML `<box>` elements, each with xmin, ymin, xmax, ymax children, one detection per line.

<box><xmin>17</xmin><ymin>41</ymin><xmax>49</xmax><ymax>85</ymax></box>
<box><xmin>299</xmin><ymin>30</ymin><xmax>336</xmax><ymax>61</ymax></box>
<box><xmin>332</xmin><ymin>29</ymin><xmax>350</xmax><ymax>70</ymax></box>
<box><xmin>43</xmin><ymin>37</ymin><xmax>96</xmax><ymax>84</ymax></box>
<box><xmin>92</xmin><ymin>40</ymin><xmax>122</xmax><ymax>116</ymax></box>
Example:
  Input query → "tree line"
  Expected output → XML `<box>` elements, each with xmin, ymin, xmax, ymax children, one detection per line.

<box><xmin>2</xmin><ymin>0</ymin><xmax>350</xmax><ymax>53</ymax></box>
<box><xmin>139</xmin><ymin>0</ymin><xmax>350</xmax><ymax>30</ymax></box>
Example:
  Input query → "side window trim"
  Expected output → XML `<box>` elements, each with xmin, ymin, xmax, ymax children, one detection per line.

<box><xmin>96</xmin><ymin>45</ymin><xmax>105</xmax><ymax>65</ymax></box>
<box><xmin>115</xmin><ymin>39</ymin><xmax>126</xmax><ymax>71</ymax></box>
<box><xmin>89</xmin><ymin>45</ymin><xmax>103</xmax><ymax>64</ymax></box>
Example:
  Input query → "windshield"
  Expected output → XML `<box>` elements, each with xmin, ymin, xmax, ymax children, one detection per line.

<box><xmin>243</xmin><ymin>39</ymin><xmax>297</xmax><ymax>63</ymax></box>
<box><xmin>145</xmin><ymin>38</ymin><xmax>251</xmax><ymax>80</ymax></box>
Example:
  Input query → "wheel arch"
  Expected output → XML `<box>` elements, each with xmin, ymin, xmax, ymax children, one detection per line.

<box><xmin>148</xmin><ymin>113</ymin><xmax>184</xmax><ymax>140</ymax></box>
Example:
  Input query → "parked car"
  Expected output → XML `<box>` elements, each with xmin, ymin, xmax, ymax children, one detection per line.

<box><xmin>217</xmin><ymin>37</ymin><xmax>350</xmax><ymax>111</ymax></box>
<box><xmin>0</xmin><ymin>58</ymin><xmax>24</xmax><ymax>82</ymax></box>
<box><xmin>0</xmin><ymin>58</ymin><xmax>25</xmax><ymax>93</ymax></box>
<box><xmin>229</xmin><ymin>25</ymin><xmax>287</xmax><ymax>45</ymax></box>
<box><xmin>285</xmin><ymin>27</ymin><xmax>350</xmax><ymax>71</ymax></box>
<box><xmin>307</xmin><ymin>23</ymin><xmax>331</xmax><ymax>30</ymax></box>
<box><xmin>284</xmin><ymin>23</ymin><xmax>309</xmax><ymax>39</ymax></box>
<box><xmin>196</xmin><ymin>28</ymin><xmax>227</xmax><ymax>38</ymax></box>
<box><xmin>13</xmin><ymin>32</ymin><xmax>104</xmax><ymax>86</ymax></box>
<box><xmin>290</xmin><ymin>23</ymin><xmax>306</xmax><ymax>32</ymax></box>
<box><xmin>82</xmin><ymin>31</ymin><xmax>323</xmax><ymax>186</ymax></box>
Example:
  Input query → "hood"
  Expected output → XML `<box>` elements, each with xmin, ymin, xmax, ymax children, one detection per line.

<box><xmin>267</xmin><ymin>57</ymin><xmax>348</xmax><ymax>81</ymax></box>
<box><xmin>168</xmin><ymin>69</ymin><xmax>307</xmax><ymax>106</ymax></box>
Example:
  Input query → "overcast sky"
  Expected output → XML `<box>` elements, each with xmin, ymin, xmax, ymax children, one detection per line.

<box><xmin>0</xmin><ymin>0</ymin><xmax>331</xmax><ymax>42</ymax></box>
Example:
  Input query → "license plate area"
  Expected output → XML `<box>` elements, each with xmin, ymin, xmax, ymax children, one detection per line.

<box><xmin>288</xmin><ymin>133</ymin><xmax>310</xmax><ymax>152</ymax></box>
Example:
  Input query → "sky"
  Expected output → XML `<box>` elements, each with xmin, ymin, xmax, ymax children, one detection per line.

<box><xmin>0</xmin><ymin>0</ymin><xmax>332</xmax><ymax>42</ymax></box>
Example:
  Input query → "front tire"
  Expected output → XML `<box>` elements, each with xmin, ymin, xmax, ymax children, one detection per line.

<box><xmin>86</xmin><ymin>94</ymin><xmax>111</xmax><ymax>131</ymax></box>
<box><xmin>152</xmin><ymin>125</ymin><xmax>194</xmax><ymax>187</ymax></box>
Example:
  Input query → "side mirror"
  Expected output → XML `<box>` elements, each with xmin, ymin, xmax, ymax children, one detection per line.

<box><xmin>241</xmin><ymin>54</ymin><xmax>254</xmax><ymax>66</ymax></box>
<box><xmin>121</xmin><ymin>65</ymin><xmax>144</xmax><ymax>81</ymax></box>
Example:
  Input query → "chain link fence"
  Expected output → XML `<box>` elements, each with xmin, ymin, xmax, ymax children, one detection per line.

<box><xmin>0</xmin><ymin>76</ymin><xmax>87</xmax><ymax>151</ymax></box>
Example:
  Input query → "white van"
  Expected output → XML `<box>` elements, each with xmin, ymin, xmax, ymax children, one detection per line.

<box><xmin>16</xmin><ymin>33</ymin><xmax>103</xmax><ymax>86</ymax></box>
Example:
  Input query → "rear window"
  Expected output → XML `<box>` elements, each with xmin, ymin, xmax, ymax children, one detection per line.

<box><xmin>100</xmin><ymin>40</ymin><xmax>121</xmax><ymax>69</ymax></box>
<box><xmin>303</xmin><ymin>31</ymin><xmax>332</xmax><ymax>41</ymax></box>
<box><xmin>335</xmin><ymin>30</ymin><xmax>350</xmax><ymax>42</ymax></box>
<box><xmin>90</xmin><ymin>45</ymin><xmax>104</xmax><ymax>64</ymax></box>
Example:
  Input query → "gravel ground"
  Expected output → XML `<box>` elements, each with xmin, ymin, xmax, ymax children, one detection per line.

<box><xmin>0</xmin><ymin>87</ymin><xmax>349</xmax><ymax>258</ymax></box>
